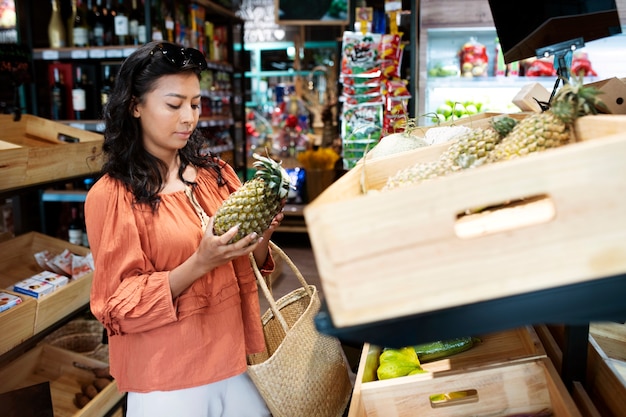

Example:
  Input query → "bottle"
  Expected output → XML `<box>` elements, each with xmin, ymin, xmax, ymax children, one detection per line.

<box><xmin>68</xmin><ymin>206</ymin><xmax>84</xmax><ymax>246</ymax></box>
<box><xmin>67</xmin><ymin>0</ymin><xmax>77</xmax><ymax>47</ymax></box>
<box><xmin>102</xmin><ymin>0</ymin><xmax>114</xmax><ymax>46</ymax></box>
<box><xmin>72</xmin><ymin>66</ymin><xmax>87</xmax><ymax>120</ymax></box>
<box><xmin>50</xmin><ymin>67</ymin><xmax>66</xmax><ymax>120</ymax></box>
<box><xmin>48</xmin><ymin>0</ymin><xmax>66</xmax><ymax>48</ymax></box>
<box><xmin>113</xmin><ymin>0</ymin><xmax>129</xmax><ymax>46</ymax></box>
<box><xmin>73</xmin><ymin>0</ymin><xmax>90</xmax><ymax>47</ymax></box>
<box><xmin>93</xmin><ymin>0</ymin><xmax>105</xmax><ymax>46</ymax></box>
<box><xmin>100</xmin><ymin>64</ymin><xmax>114</xmax><ymax>112</ymax></box>
<box><xmin>129</xmin><ymin>0</ymin><xmax>141</xmax><ymax>45</ymax></box>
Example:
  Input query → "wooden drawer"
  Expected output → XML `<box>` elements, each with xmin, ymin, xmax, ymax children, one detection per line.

<box><xmin>0</xmin><ymin>232</ymin><xmax>92</xmax><ymax>350</ymax></box>
<box><xmin>0</xmin><ymin>114</ymin><xmax>102</xmax><ymax>192</ymax></box>
<box><xmin>348</xmin><ymin>327</ymin><xmax>580</xmax><ymax>417</ymax></box>
<box><xmin>0</xmin><ymin>343</ymin><xmax>123</xmax><ymax>417</ymax></box>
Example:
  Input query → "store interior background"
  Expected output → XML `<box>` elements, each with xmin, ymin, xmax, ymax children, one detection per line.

<box><xmin>2</xmin><ymin>0</ymin><xmax>626</xmax><ymax>238</ymax></box>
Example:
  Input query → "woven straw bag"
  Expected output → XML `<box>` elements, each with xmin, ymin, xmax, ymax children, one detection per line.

<box><xmin>247</xmin><ymin>242</ymin><xmax>353</xmax><ymax>417</ymax></box>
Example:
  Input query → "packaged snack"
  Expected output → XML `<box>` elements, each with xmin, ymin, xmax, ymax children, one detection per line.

<box><xmin>33</xmin><ymin>250</ymin><xmax>53</xmax><ymax>270</ymax></box>
<box><xmin>72</xmin><ymin>253</ymin><xmax>94</xmax><ymax>280</ymax></box>
<box><xmin>341</xmin><ymin>31</ymin><xmax>381</xmax><ymax>72</ymax></box>
<box><xmin>13</xmin><ymin>277</ymin><xmax>55</xmax><ymax>299</ymax></box>
<box><xmin>33</xmin><ymin>270</ymin><xmax>69</xmax><ymax>290</ymax></box>
<box><xmin>0</xmin><ymin>292</ymin><xmax>22</xmax><ymax>313</ymax></box>
<box><xmin>47</xmin><ymin>249</ymin><xmax>73</xmax><ymax>276</ymax></box>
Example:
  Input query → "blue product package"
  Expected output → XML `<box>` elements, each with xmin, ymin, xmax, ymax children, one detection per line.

<box><xmin>286</xmin><ymin>167</ymin><xmax>305</xmax><ymax>204</ymax></box>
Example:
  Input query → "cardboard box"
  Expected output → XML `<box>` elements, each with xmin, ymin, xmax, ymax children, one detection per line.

<box><xmin>13</xmin><ymin>277</ymin><xmax>55</xmax><ymax>299</ymax></box>
<box><xmin>0</xmin><ymin>232</ymin><xmax>93</xmax><ymax>336</ymax></box>
<box><xmin>586</xmin><ymin>77</ymin><xmax>626</xmax><ymax>115</ymax></box>
<box><xmin>304</xmin><ymin>114</ymin><xmax>626</xmax><ymax>328</ymax></box>
<box><xmin>0</xmin><ymin>344</ymin><xmax>123</xmax><ymax>417</ymax></box>
<box><xmin>0</xmin><ymin>291</ymin><xmax>22</xmax><ymax>313</ymax></box>
<box><xmin>0</xmin><ymin>114</ymin><xmax>103</xmax><ymax>192</ymax></box>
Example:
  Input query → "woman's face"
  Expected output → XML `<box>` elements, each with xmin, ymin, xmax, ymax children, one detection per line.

<box><xmin>133</xmin><ymin>72</ymin><xmax>201</xmax><ymax>159</ymax></box>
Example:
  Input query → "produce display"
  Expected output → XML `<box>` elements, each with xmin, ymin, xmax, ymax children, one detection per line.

<box><xmin>72</xmin><ymin>365</ymin><xmax>114</xmax><ymax>409</ymax></box>
<box><xmin>433</xmin><ymin>99</ymin><xmax>485</xmax><ymax>123</ymax></box>
<box><xmin>383</xmin><ymin>79</ymin><xmax>606</xmax><ymax>191</ymax></box>
<box><xmin>459</xmin><ymin>37</ymin><xmax>489</xmax><ymax>78</ymax></box>
<box><xmin>213</xmin><ymin>153</ymin><xmax>291</xmax><ymax>242</ymax></box>
<box><xmin>369</xmin><ymin>337</ymin><xmax>480</xmax><ymax>381</ymax></box>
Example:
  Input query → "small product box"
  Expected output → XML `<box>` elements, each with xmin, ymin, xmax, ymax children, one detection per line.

<box><xmin>0</xmin><ymin>292</ymin><xmax>22</xmax><ymax>313</ymax></box>
<box><xmin>13</xmin><ymin>277</ymin><xmax>55</xmax><ymax>299</ymax></box>
<box><xmin>33</xmin><ymin>271</ymin><xmax>69</xmax><ymax>290</ymax></box>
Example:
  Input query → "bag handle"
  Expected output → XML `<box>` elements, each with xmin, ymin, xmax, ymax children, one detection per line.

<box><xmin>249</xmin><ymin>241</ymin><xmax>313</xmax><ymax>334</ymax></box>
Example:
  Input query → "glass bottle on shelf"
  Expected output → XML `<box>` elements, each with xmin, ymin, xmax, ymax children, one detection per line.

<box><xmin>102</xmin><ymin>0</ymin><xmax>114</xmax><ymax>46</ymax></box>
<box><xmin>100</xmin><ymin>64</ymin><xmax>114</xmax><ymax>112</ymax></box>
<box><xmin>92</xmin><ymin>0</ymin><xmax>105</xmax><ymax>46</ymax></box>
<box><xmin>72</xmin><ymin>67</ymin><xmax>87</xmax><ymax>120</ymax></box>
<box><xmin>48</xmin><ymin>0</ymin><xmax>66</xmax><ymax>48</ymax></box>
<box><xmin>73</xmin><ymin>0</ymin><xmax>90</xmax><ymax>47</ymax></box>
<box><xmin>68</xmin><ymin>206</ymin><xmax>84</xmax><ymax>246</ymax></box>
<box><xmin>50</xmin><ymin>67</ymin><xmax>66</xmax><ymax>120</ymax></box>
<box><xmin>129</xmin><ymin>0</ymin><xmax>146</xmax><ymax>45</ymax></box>
<box><xmin>113</xmin><ymin>0</ymin><xmax>129</xmax><ymax>46</ymax></box>
<box><xmin>67</xmin><ymin>0</ymin><xmax>77</xmax><ymax>47</ymax></box>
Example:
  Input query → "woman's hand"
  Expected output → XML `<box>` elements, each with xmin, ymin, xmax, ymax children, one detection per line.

<box><xmin>197</xmin><ymin>216</ymin><xmax>260</xmax><ymax>271</ymax></box>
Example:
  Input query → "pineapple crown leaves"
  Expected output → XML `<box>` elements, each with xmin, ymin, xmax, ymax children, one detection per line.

<box><xmin>489</xmin><ymin>115</ymin><xmax>518</xmax><ymax>138</ymax></box>
<box><xmin>251</xmin><ymin>153</ymin><xmax>292</xmax><ymax>199</ymax></box>
<box><xmin>550</xmin><ymin>76</ymin><xmax>608</xmax><ymax>124</ymax></box>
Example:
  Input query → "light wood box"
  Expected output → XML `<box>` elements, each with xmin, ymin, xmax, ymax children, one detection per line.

<box><xmin>0</xmin><ymin>232</ymin><xmax>93</xmax><ymax>340</ymax></box>
<box><xmin>0</xmin><ymin>343</ymin><xmax>123</xmax><ymax>417</ymax></box>
<box><xmin>304</xmin><ymin>114</ymin><xmax>626</xmax><ymax>328</ymax></box>
<box><xmin>0</xmin><ymin>289</ymin><xmax>37</xmax><ymax>356</ymax></box>
<box><xmin>0</xmin><ymin>114</ymin><xmax>103</xmax><ymax>192</ymax></box>
<box><xmin>348</xmin><ymin>328</ymin><xmax>581</xmax><ymax>417</ymax></box>
<box><xmin>586</xmin><ymin>323</ymin><xmax>626</xmax><ymax>417</ymax></box>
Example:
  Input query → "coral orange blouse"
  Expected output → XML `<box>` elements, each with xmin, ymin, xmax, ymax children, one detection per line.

<box><xmin>85</xmin><ymin>163</ymin><xmax>270</xmax><ymax>393</ymax></box>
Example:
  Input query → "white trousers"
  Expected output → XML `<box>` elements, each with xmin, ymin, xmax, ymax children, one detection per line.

<box><xmin>126</xmin><ymin>372</ymin><xmax>271</xmax><ymax>417</ymax></box>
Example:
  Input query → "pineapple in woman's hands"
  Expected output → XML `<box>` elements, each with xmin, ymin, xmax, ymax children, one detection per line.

<box><xmin>214</xmin><ymin>154</ymin><xmax>291</xmax><ymax>243</ymax></box>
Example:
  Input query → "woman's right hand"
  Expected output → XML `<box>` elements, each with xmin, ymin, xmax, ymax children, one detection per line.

<box><xmin>196</xmin><ymin>216</ymin><xmax>261</xmax><ymax>273</ymax></box>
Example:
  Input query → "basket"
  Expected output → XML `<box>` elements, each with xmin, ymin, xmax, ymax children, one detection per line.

<box><xmin>247</xmin><ymin>242</ymin><xmax>353</xmax><ymax>417</ymax></box>
<box><xmin>42</xmin><ymin>318</ymin><xmax>110</xmax><ymax>363</ymax></box>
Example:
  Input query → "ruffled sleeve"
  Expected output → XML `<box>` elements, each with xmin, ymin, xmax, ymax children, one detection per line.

<box><xmin>85</xmin><ymin>176</ymin><xmax>178</xmax><ymax>336</ymax></box>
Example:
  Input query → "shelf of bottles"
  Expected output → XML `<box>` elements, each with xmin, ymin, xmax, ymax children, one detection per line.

<box><xmin>33</xmin><ymin>0</ymin><xmax>242</xmax><ymax>156</ymax></box>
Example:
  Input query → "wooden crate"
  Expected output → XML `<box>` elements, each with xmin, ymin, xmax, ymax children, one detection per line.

<box><xmin>0</xmin><ymin>114</ymin><xmax>103</xmax><ymax>192</ymax></box>
<box><xmin>0</xmin><ymin>232</ymin><xmax>92</xmax><ymax>336</ymax></box>
<box><xmin>585</xmin><ymin>325</ymin><xmax>626</xmax><ymax>417</ymax></box>
<box><xmin>0</xmin><ymin>343</ymin><xmax>123</xmax><ymax>417</ymax></box>
<box><xmin>0</xmin><ymin>289</ymin><xmax>37</xmax><ymax>356</ymax></box>
<box><xmin>304</xmin><ymin>114</ymin><xmax>626</xmax><ymax>328</ymax></box>
<box><xmin>348</xmin><ymin>328</ymin><xmax>581</xmax><ymax>417</ymax></box>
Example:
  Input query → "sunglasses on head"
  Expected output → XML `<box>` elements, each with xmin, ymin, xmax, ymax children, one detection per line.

<box><xmin>150</xmin><ymin>43</ymin><xmax>208</xmax><ymax>71</ymax></box>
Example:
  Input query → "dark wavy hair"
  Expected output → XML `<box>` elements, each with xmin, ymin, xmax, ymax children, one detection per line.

<box><xmin>100</xmin><ymin>41</ymin><xmax>224</xmax><ymax>212</ymax></box>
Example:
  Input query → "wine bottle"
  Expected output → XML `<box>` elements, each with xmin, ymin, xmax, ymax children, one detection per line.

<box><xmin>50</xmin><ymin>67</ymin><xmax>66</xmax><ymax>120</ymax></box>
<box><xmin>102</xmin><ymin>0</ymin><xmax>114</xmax><ymax>46</ymax></box>
<box><xmin>113</xmin><ymin>0</ymin><xmax>129</xmax><ymax>46</ymax></box>
<box><xmin>93</xmin><ymin>0</ymin><xmax>105</xmax><ymax>46</ymax></box>
<box><xmin>128</xmin><ymin>0</ymin><xmax>147</xmax><ymax>45</ymax></box>
<box><xmin>68</xmin><ymin>206</ymin><xmax>84</xmax><ymax>246</ymax></box>
<box><xmin>67</xmin><ymin>0</ymin><xmax>77</xmax><ymax>47</ymax></box>
<box><xmin>48</xmin><ymin>0</ymin><xmax>66</xmax><ymax>48</ymax></box>
<box><xmin>100</xmin><ymin>64</ymin><xmax>113</xmax><ymax>112</ymax></box>
<box><xmin>72</xmin><ymin>66</ymin><xmax>87</xmax><ymax>120</ymax></box>
<box><xmin>73</xmin><ymin>0</ymin><xmax>90</xmax><ymax>47</ymax></box>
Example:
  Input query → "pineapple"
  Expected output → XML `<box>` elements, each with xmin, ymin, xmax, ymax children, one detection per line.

<box><xmin>383</xmin><ymin>116</ymin><xmax>516</xmax><ymax>191</ymax></box>
<box><xmin>488</xmin><ymin>79</ymin><xmax>605</xmax><ymax>163</ymax></box>
<box><xmin>214</xmin><ymin>154</ymin><xmax>291</xmax><ymax>242</ymax></box>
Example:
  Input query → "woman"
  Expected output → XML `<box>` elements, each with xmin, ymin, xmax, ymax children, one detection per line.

<box><xmin>85</xmin><ymin>41</ymin><xmax>280</xmax><ymax>417</ymax></box>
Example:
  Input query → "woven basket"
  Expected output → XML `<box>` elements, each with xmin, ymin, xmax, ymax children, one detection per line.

<box><xmin>43</xmin><ymin>318</ymin><xmax>110</xmax><ymax>363</ymax></box>
<box><xmin>247</xmin><ymin>242</ymin><xmax>352</xmax><ymax>417</ymax></box>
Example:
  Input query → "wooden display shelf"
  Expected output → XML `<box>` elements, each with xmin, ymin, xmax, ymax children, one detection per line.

<box><xmin>0</xmin><ymin>232</ymin><xmax>92</xmax><ymax>354</ymax></box>
<box><xmin>0</xmin><ymin>114</ymin><xmax>103</xmax><ymax>193</ymax></box>
<box><xmin>305</xmin><ymin>114</ymin><xmax>626</xmax><ymax>329</ymax></box>
<box><xmin>348</xmin><ymin>327</ymin><xmax>581</xmax><ymax>417</ymax></box>
<box><xmin>0</xmin><ymin>343</ymin><xmax>123</xmax><ymax>417</ymax></box>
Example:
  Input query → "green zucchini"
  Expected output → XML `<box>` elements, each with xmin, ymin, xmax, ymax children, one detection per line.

<box><xmin>413</xmin><ymin>336</ymin><xmax>480</xmax><ymax>363</ymax></box>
